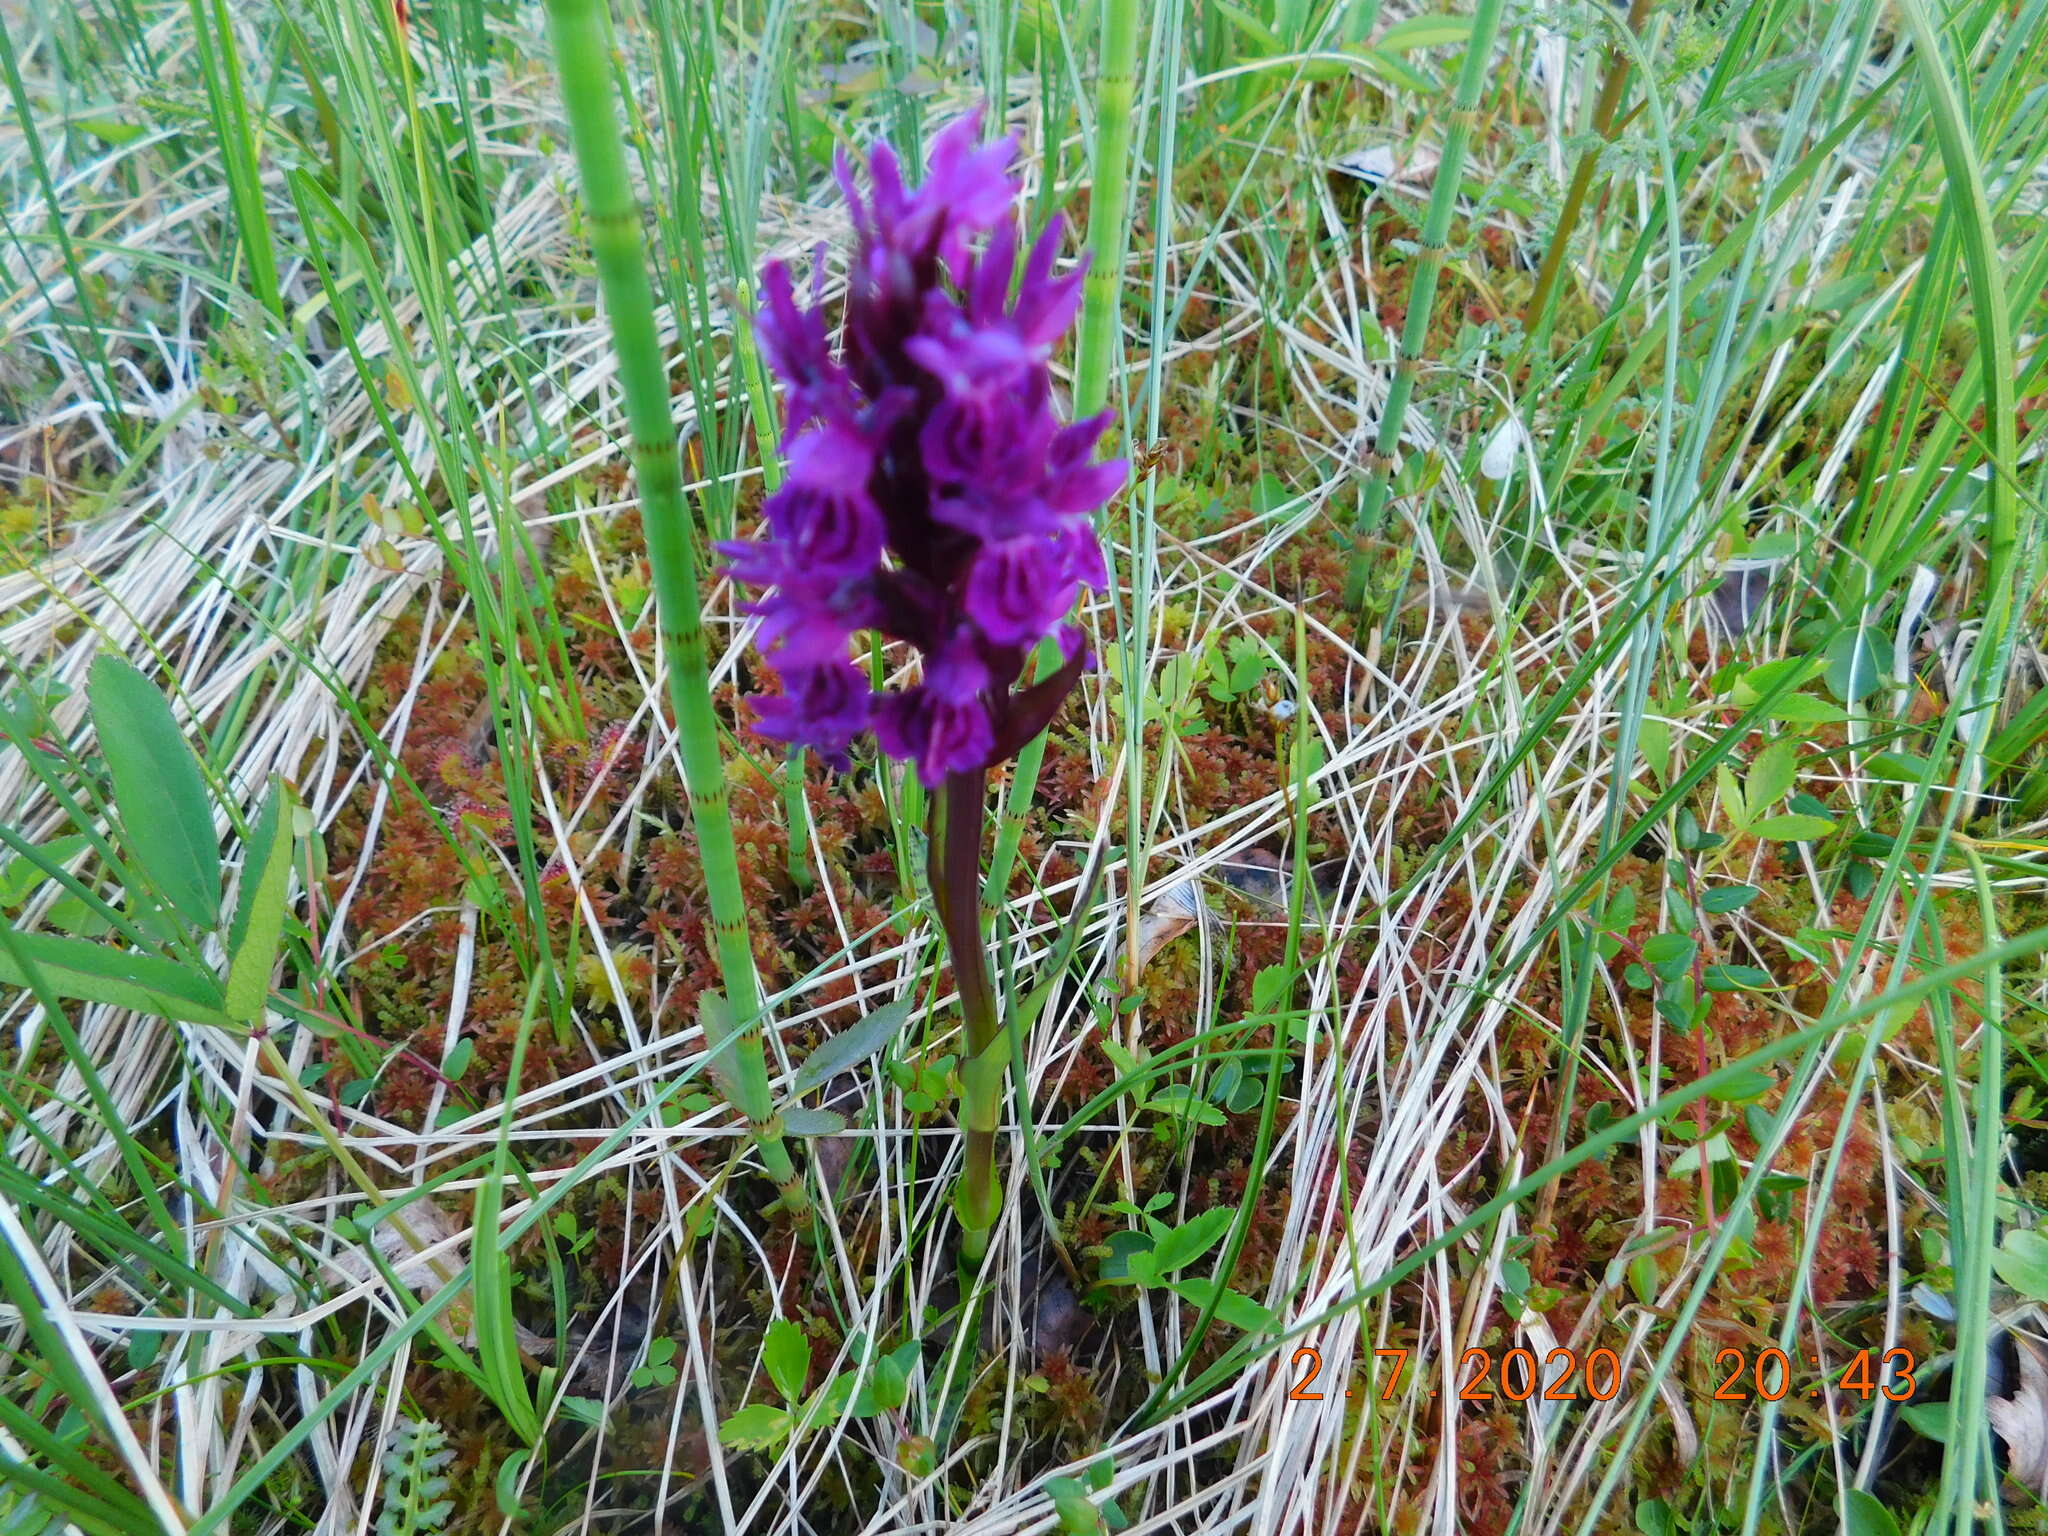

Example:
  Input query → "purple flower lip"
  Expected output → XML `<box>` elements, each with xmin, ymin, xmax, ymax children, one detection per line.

<box><xmin>726</xmin><ymin>107</ymin><xmax>1128</xmax><ymax>785</ymax></box>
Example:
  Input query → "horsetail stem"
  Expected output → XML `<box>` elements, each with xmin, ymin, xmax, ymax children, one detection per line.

<box><xmin>976</xmin><ymin>0</ymin><xmax>1145</xmax><ymax>1257</ymax></box>
<box><xmin>541</xmin><ymin>0</ymin><xmax>806</xmax><ymax>1215</ymax></box>
<box><xmin>988</xmin><ymin>0</ymin><xmax>1141</xmax><ymax>957</ymax></box>
<box><xmin>1341</xmin><ymin>0</ymin><xmax>1509</xmax><ymax>610</ymax></box>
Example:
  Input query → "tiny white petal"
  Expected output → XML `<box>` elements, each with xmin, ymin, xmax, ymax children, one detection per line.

<box><xmin>1479</xmin><ymin>415</ymin><xmax>1528</xmax><ymax>480</ymax></box>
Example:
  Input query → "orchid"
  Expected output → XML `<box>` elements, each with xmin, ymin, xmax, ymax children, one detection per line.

<box><xmin>728</xmin><ymin>110</ymin><xmax>1127</xmax><ymax>1266</ymax></box>
<box><xmin>723</xmin><ymin>109</ymin><xmax>1125</xmax><ymax>785</ymax></box>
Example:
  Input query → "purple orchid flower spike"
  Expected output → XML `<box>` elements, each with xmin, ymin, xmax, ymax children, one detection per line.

<box><xmin>722</xmin><ymin>107</ymin><xmax>1127</xmax><ymax>1268</ymax></box>
<box><xmin>721</xmin><ymin>108</ymin><xmax>1125</xmax><ymax>788</ymax></box>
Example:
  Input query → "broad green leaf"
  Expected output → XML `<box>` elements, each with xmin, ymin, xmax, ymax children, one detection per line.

<box><xmin>76</xmin><ymin>115</ymin><xmax>147</xmax><ymax>145</ymax></box>
<box><xmin>1714</xmin><ymin>764</ymin><xmax>1746</xmax><ymax>828</ymax></box>
<box><xmin>224</xmin><ymin>779</ymin><xmax>295</xmax><ymax>1023</ymax></box>
<box><xmin>1250</xmin><ymin>964</ymin><xmax>1292</xmax><ymax>1014</ymax></box>
<box><xmin>852</xmin><ymin>1342</ymin><xmax>916</xmax><ymax>1416</ymax></box>
<box><xmin>1822</xmin><ymin>628</ymin><xmax>1882</xmax><ymax>704</ymax></box>
<box><xmin>0</xmin><ymin>928</ymin><xmax>228</xmax><ymax>1024</ymax></box>
<box><xmin>1146</xmin><ymin>1207</ymin><xmax>1233</xmax><ymax>1277</ymax></box>
<box><xmin>1669</xmin><ymin>1134</ymin><xmax>1733</xmax><ymax>1176</ymax></box>
<box><xmin>1641</xmin><ymin>933</ymin><xmax>1694</xmax><ymax>969</ymax></box>
<box><xmin>697</xmin><ymin>990</ymin><xmax>771</xmax><ymax>1119</ymax></box>
<box><xmin>1170</xmin><ymin>1277</ymin><xmax>1277</xmax><ymax>1333</ymax></box>
<box><xmin>781</xmin><ymin>1108</ymin><xmax>845</xmax><ymax>1136</ymax></box>
<box><xmin>1098</xmin><ymin>1228</ymin><xmax>1156</xmax><ymax>1284</ymax></box>
<box><xmin>494</xmin><ymin>1449</ymin><xmax>531</xmax><ymax>1519</ymax></box>
<box><xmin>1637</xmin><ymin>717</ymin><xmax>1670</xmax><ymax>786</ymax></box>
<box><xmin>1767</xmin><ymin>695</ymin><xmax>1848</xmax><ymax>724</ymax></box>
<box><xmin>1706</xmin><ymin>1068</ymin><xmax>1775</xmax><ymax>1102</ymax></box>
<box><xmin>1843</xmin><ymin>1489</ymin><xmax>1900</xmax><ymax>1536</ymax></box>
<box><xmin>1745</xmin><ymin>740</ymin><xmax>1797</xmax><ymax>812</ymax></box>
<box><xmin>1899</xmin><ymin>1400</ymin><xmax>1950</xmax><ymax>1442</ymax></box>
<box><xmin>1993</xmin><ymin>1229</ymin><xmax>2048</xmax><ymax>1301</ymax></box>
<box><xmin>87</xmin><ymin>654</ymin><xmax>220</xmax><ymax>930</ymax></box>
<box><xmin>790</xmin><ymin>998</ymin><xmax>913</xmax><ymax>1095</ymax></box>
<box><xmin>1047</xmin><ymin>1476</ymin><xmax>1104</xmax><ymax>1534</ymax></box>
<box><xmin>1751</xmin><ymin>814</ymin><xmax>1835</xmax><ymax>842</ymax></box>
<box><xmin>1704</xmin><ymin>964</ymin><xmax>1773</xmax><ymax>992</ymax></box>
<box><xmin>719</xmin><ymin>1403</ymin><xmax>791</xmax><ymax>1451</ymax></box>
<box><xmin>1377</xmin><ymin>14</ymin><xmax>1473</xmax><ymax>49</ymax></box>
<box><xmin>46</xmin><ymin>894</ymin><xmax>114</xmax><ymax>938</ymax></box>
<box><xmin>1627</xmin><ymin>1254</ymin><xmax>1661</xmax><ymax>1305</ymax></box>
<box><xmin>0</xmin><ymin>835</ymin><xmax>91</xmax><ymax>906</ymax></box>
<box><xmin>1702</xmin><ymin>885</ymin><xmax>1760</xmax><ymax>914</ymax></box>
<box><xmin>1867</xmin><ymin>751</ymin><xmax>1933</xmax><ymax>784</ymax></box>
<box><xmin>762</xmin><ymin>1318</ymin><xmax>811</xmax><ymax>1405</ymax></box>
<box><xmin>1211</xmin><ymin>0</ymin><xmax>1281</xmax><ymax>53</ymax></box>
<box><xmin>1144</xmin><ymin>1083</ymin><xmax>1228</xmax><ymax>1126</ymax></box>
<box><xmin>557</xmin><ymin>1396</ymin><xmax>606</xmax><ymax>1429</ymax></box>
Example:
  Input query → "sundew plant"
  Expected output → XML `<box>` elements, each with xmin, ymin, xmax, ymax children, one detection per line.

<box><xmin>2</xmin><ymin>0</ymin><xmax>2047</xmax><ymax>1531</ymax></box>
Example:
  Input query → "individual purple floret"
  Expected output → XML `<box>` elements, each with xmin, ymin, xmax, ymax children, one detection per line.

<box><xmin>720</xmin><ymin>108</ymin><xmax>1126</xmax><ymax>786</ymax></box>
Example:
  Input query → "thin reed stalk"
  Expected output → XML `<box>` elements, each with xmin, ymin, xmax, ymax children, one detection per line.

<box><xmin>1521</xmin><ymin>0</ymin><xmax>1655</xmax><ymax>351</ymax></box>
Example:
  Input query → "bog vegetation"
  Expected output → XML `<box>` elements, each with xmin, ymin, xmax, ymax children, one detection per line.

<box><xmin>1</xmin><ymin>0</ymin><xmax>2046</xmax><ymax>1532</ymax></box>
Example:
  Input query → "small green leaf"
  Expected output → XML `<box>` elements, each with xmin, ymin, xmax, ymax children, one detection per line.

<box><xmin>444</xmin><ymin>1038</ymin><xmax>475</xmax><ymax>1079</ymax></box>
<box><xmin>1822</xmin><ymin>628</ymin><xmax>1882</xmax><ymax>704</ymax></box>
<box><xmin>1047</xmin><ymin>1476</ymin><xmax>1105</xmax><ymax>1534</ymax></box>
<box><xmin>1704</xmin><ymin>964</ymin><xmax>1773</xmax><ymax>992</ymax></box>
<box><xmin>558</xmin><ymin>1396</ymin><xmax>607</xmax><ymax>1429</ymax></box>
<box><xmin>1100</xmin><ymin>1038</ymin><xmax>1143</xmax><ymax>1082</ymax></box>
<box><xmin>1637</xmin><ymin>717</ymin><xmax>1670</xmax><ymax>786</ymax></box>
<box><xmin>1250</xmin><ymin>964</ymin><xmax>1292</xmax><ymax>1014</ymax></box>
<box><xmin>1745</xmin><ymin>740</ymin><xmax>1797</xmax><ymax>812</ymax></box>
<box><xmin>1899</xmin><ymin>1399</ymin><xmax>1950</xmax><ymax>1442</ymax></box>
<box><xmin>1170</xmin><ymin>1277</ymin><xmax>1276</xmax><ymax>1332</ymax></box>
<box><xmin>1377</xmin><ymin>13</ymin><xmax>1473</xmax><ymax>49</ymax></box>
<box><xmin>1993</xmin><ymin>1229</ymin><xmax>2048</xmax><ymax>1301</ymax></box>
<box><xmin>780</xmin><ymin>1108</ymin><xmax>846</xmax><ymax>1136</ymax></box>
<box><xmin>88</xmin><ymin>654</ymin><xmax>221</xmax><ymax>930</ymax></box>
<box><xmin>0</xmin><ymin>835</ymin><xmax>91</xmax><ymax>907</ymax></box>
<box><xmin>1751</xmin><ymin>813</ymin><xmax>1836</xmax><ymax>842</ymax></box>
<box><xmin>720</xmin><ymin>1402</ymin><xmax>792</xmax><ymax>1451</ymax></box>
<box><xmin>1706</xmin><ymin>1068</ymin><xmax>1775</xmax><ymax>1103</ymax></box>
<box><xmin>1147</xmin><ymin>1207</ymin><xmax>1233</xmax><ymax>1277</ymax></box>
<box><xmin>1843</xmin><ymin>1489</ymin><xmax>1901</xmax><ymax>1536</ymax></box>
<box><xmin>1715</xmin><ymin>764</ymin><xmax>1747</xmax><ymax>829</ymax></box>
<box><xmin>46</xmin><ymin>893</ymin><xmax>115</xmax><ymax>938</ymax></box>
<box><xmin>1767</xmin><ymin>694</ymin><xmax>1848</xmax><ymax>724</ymax></box>
<box><xmin>763</xmin><ymin>1319</ymin><xmax>811</xmax><ymax>1405</ymax></box>
<box><xmin>790</xmin><ymin>998</ymin><xmax>914</xmax><ymax>1095</ymax></box>
<box><xmin>1097</xmin><ymin>1228</ymin><xmax>1156</xmax><ymax>1284</ymax></box>
<box><xmin>494</xmin><ymin>1448</ymin><xmax>532</xmax><ymax>1518</ymax></box>
<box><xmin>1628</xmin><ymin>1253</ymin><xmax>1661</xmax><ymax>1305</ymax></box>
<box><xmin>224</xmin><ymin>778</ymin><xmax>296</xmax><ymax>1024</ymax></box>
<box><xmin>1701</xmin><ymin>885</ymin><xmax>1759</xmax><ymax>914</ymax></box>
<box><xmin>853</xmin><ymin>1344</ymin><xmax>913</xmax><ymax>1416</ymax></box>
<box><xmin>1641</xmin><ymin>932</ymin><xmax>1693</xmax><ymax>965</ymax></box>
<box><xmin>0</xmin><ymin>929</ymin><xmax>229</xmax><ymax>1024</ymax></box>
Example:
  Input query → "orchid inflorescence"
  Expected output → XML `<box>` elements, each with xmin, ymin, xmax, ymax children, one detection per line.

<box><xmin>722</xmin><ymin>109</ymin><xmax>1126</xmax><ymax>785</ymax></box>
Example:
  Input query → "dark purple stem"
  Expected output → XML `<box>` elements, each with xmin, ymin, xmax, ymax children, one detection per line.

<box><xmin>930</xmin><ymin>767</ymin><xmax>1001</xmax><ymax>1258</ymax></box>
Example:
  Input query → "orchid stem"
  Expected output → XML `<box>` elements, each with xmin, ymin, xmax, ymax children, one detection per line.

<box><xmin>932</xmin><ymin>768</ymin><xmax>1002</xmax><ymax>1263</ymax></box>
